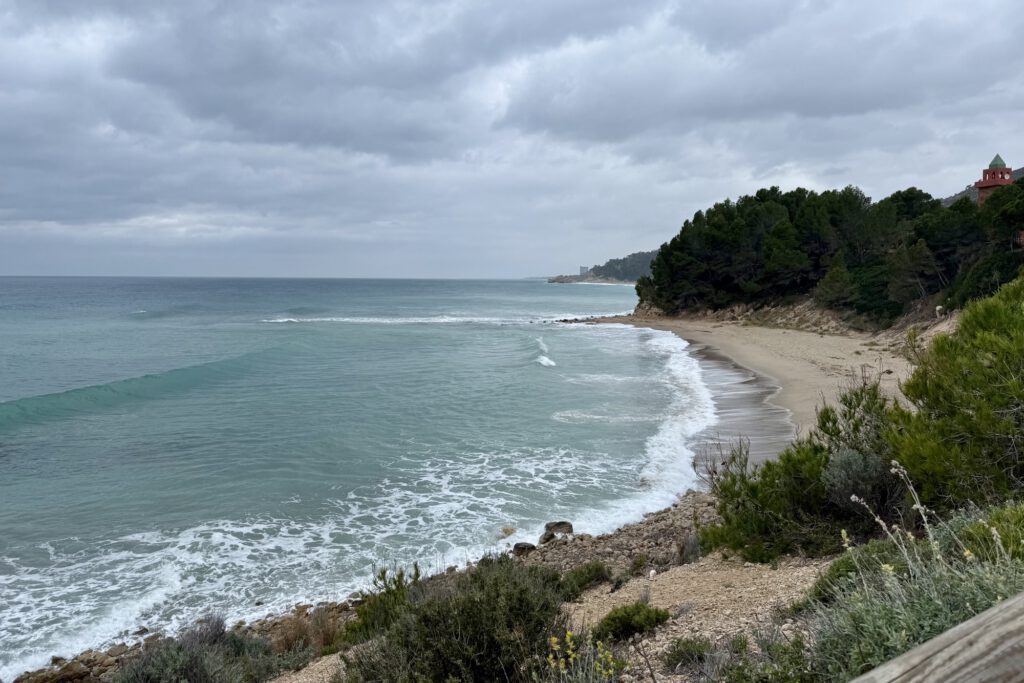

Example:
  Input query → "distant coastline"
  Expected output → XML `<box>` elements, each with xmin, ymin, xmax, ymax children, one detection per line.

<box><xmin>547</xmin><ymin>274</ymin><xmax>636</xmax><ymax>285</ymax></box>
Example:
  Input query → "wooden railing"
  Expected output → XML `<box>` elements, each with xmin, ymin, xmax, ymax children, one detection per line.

<box><xmin>851</xmin><ymin>590</ymin><xmax>1024</xmax><ymax>682</ymax></box>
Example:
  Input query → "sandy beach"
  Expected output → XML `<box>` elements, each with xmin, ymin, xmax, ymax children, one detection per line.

<box><xmin>600</xmin><ymin>315</ymin><xmax>913</xmax><ymax>439</ymax></box>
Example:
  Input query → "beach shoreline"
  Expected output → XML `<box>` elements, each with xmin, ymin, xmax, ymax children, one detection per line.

<box><xmin>596</xmin><ymin>314</ymin><xmax>912</xmax><ymax>439</ymax></box>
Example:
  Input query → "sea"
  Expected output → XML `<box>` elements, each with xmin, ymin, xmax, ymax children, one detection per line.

<box><xmin>0</xmin><ymin>277</ymin><xmax>790</xmax><ymax>679</ymax></box>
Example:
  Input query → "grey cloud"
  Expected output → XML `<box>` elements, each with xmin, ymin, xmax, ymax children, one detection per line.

<box><xmin>0</xmin><ymin>0</ymin><xmax>1021</xmax><ymax>278</ymax></box>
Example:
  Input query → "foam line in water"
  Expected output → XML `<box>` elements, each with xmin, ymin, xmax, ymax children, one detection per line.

<box><xmin>261</xmin><ymin>312</ymin><xmax>634</xmax><ymax>325</ymax></box>
<box><xmin>127</xmin><ymin>304</ymin><xmax>207</xmax><ymax>320</ymax></box>
<box><xmin>539</xmin><ymin>329</ymin><xmax>717</xmax><ymax>537</ymax></box>
<box><xmin>535</xmin><ymin>355</ymin><xmax>556</xmax><ymax>367</ymax></box>
<box><xmin>0</xmin><ymin>350</ymin><xmax>274</xmax><ymax>432</ymax></box>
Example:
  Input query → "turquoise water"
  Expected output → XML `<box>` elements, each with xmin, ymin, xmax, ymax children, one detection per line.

<box><xmin>0</xmin><ymin>278</ymin><xmax>719</xmax><ymax>677</ymax></box>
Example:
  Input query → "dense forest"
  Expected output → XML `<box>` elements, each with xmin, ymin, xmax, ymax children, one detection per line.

<box><xmin>588</xmin><ymin>250</ymin><xmax>658</xmax><ymax>281</ymax></box>
<box><xmin>636</xmin><ymin>178</ymin><xmax>1024</xmax><ymax>322</ymax></box>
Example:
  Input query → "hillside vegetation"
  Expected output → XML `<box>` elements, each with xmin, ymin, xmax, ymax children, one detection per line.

<box><xmin>588</xmin><ymin>250</ymin><xmax>658</xmax><ymax>281</ymax></box>
<box><xmin>637</xmin><ymin>178</ymin><xmax>1024</xmax><ymax>323</ymax></box>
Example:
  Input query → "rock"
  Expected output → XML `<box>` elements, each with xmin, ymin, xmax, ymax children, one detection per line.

<box><xmin>131</xmin><ymin>627</ymin><xmax>148</xmax><ymax>636</ymax></box>
<box><xmin>512</xmin><ymin>542</ymin><xmax>536</xmax><ymax>557</ymax></box>
<box><xmin>539</xmin><ymin>521</ymin><xmax>573</xmax><ymax>544</ymax></box>
<box><xmin>51</xmin><ymin>661</ymin><xmax>89</xmax><ymax>682</ymax></box>
<box><xmin>106</xmin><ymin>645</ymin><xmax>129</xmax><ymax>658</ymax></box>
<box><xmin>545</xmin><ymin>521</ymin><xmax>574</xmax><ymax>535</ymax></box>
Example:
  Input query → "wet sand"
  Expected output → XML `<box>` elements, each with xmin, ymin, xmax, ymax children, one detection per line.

<box><xmin>599</xmin><ymin>315</ymin><xmax>912</xmax><ymax>460</ymax></box>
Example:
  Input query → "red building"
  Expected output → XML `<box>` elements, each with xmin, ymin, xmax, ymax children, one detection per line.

<box><xmin>975</xmin><ymin>153</ymin><xmax>1014</xmax><ymax>205</ymax></box>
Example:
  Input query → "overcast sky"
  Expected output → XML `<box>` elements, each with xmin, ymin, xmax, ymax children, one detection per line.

<box><xmin>1</xmin><ymin>0</ymin><xmax>1021</xmax><ymax>278</ymax></box>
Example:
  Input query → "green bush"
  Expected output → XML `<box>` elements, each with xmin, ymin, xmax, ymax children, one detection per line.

<box><xmin>959</xmin><ymin>502</ymin><xmax>1024</xmax><ymax>562</ymax></box>
<box><xmin>894</xmin><ymin>276</ymin><xmax>1024</xmax><ymax>505</ymax></box>
<box><xmin>946</xmin><ymin>251</ymin><xmax>1024</xmax><ymax>308</ymax></box>
<box><xmin>700</xmin><ymin>439</ymin><xmax>840</xmax><ymax>562</ymax></box>
<box><xmin>702</xmin><ymin>383</ymin><xmax>904</xmax><ymax>563</ymax></box>
<box><xmin>114</xmin><ymin>616</ymin><xmax>310</xmax><ymax>683</ymax></box>
<box><xmin>714</xmin><ymin>634</ymin><xmax>816</xmax><ymax>683</ymax></box>
<box><xmin>535</xmin><ymin>633</ymin><xmax>625</xmax><ymax>682</ymax></box>
<box><xmin>815</xmin><ymin>382</ymin><xmax>901</xmax><ymax>519</ymax></box>
<box><xmin>561</xmin><ymin>561</ymin><xmax>612</xmax><ymax>600</ymax></box>
<box><xmin>807</xmin><ymin>538</ymin><xmax>918</xmax><ymax>603</ymax></box>
<box><xmin>807</xmin><ymin>480</ymin><xmax>1024</xmax><ymax>680</ymax></box>
<box><xmin>342</xmin><ymin>564</ymin><xmax>421</xmax><ymax>644</ymax></box>
<box><xmin>343</xmin><ymin>555</ymin><xmax>566</xmax><ymax>682</ymax></box>
<box><xmin>591</xmin><ymin>602</ymin><xmax>669</xmax><ymax>642</ymax></box>
<box><xmin>662</xmin><ymin>635</ymin><xmax>712</xmax><ymax>672</ymax></box>
<box><xmin>726</xmin><ymin>634</ymin><xmax>750</xmax><ymax>655</ymax></box>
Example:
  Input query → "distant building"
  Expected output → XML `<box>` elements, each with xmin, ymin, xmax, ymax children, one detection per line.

<box><xmin>579</xmin><ymin>266</ymin><xmax>591</xmax><ymax>276</ymax></box>
<box><xmin>975</xmin><ymin>154</ymin><xmax>1015</xmax><ymax>205</ymax></box>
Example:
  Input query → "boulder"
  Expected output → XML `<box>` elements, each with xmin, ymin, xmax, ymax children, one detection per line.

<box><xmin>539</xmin><ymin>521</ymin><xmax>573</xmax><ymax>545</ymax></box>
<box><xmin>50</xmin><ymin>661</ymin><xmax>89</xmax><ymax>683</ymax></box>
<box><xmin>512</xmin><ymin>542</ymin><xmax>536</xmax><ymax>557</ymax></box>
<box><xmin>105</xmin><ymin>645</ymin><xmax>129</xmax><ymax>658</ymax></box>
<box><xmin>545</xmin><ymin>521</ymin><xmax>574</xmax><ymax>535</ymax></box>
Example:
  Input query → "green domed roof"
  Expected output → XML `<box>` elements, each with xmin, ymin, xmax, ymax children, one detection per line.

<box><xmin>990</xmin><ymin>154</ymin><xmax>1007</xmax><ymax>169</ymax></box>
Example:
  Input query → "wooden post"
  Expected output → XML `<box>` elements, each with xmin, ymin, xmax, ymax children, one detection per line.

<box><xmin>851</xmin><ymin>591</ymin><xmax>1024</xmax><ymax>682</ymax></box>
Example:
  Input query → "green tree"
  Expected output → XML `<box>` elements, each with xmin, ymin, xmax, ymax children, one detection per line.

<box><xmin>763</xmin><ymin>217</ymin><xmax>811</xmax><ymax>290</ymax></box>
<box><xmin>813</xmin><ymin>255</ymin><xmax>856</xmax><ymax>308</ymax></box>
<box><xmin>886</xmin><ymin>239</ymin><xmax>940</xmax><ymax>305</ymax></box>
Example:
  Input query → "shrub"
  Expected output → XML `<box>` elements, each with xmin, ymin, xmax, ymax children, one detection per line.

<box><xmin>726</xmin><ymin>634</ymin><xmax>750</xmax><ymax>655</ymax></box>
<box><xmin>114</xmin><ymin>616</ymin><xmax>309</xmax><ymax>683</ymax></box>
<box><xmin>807</xmin><ymin>537</ymin><xmax>918</xmax><ymax>603</ymax></box>
<box><xmin>700</xmin><ymin>439</ymin><xmax>840</xmax><ymax>562</ymax></box>
<box><xmin>677</xmin><ymin>531</ymin><xmax>702</xmax><ymax>564</ymax></box>
<box><xmin>815</xmin><ymin>382</ymin><xmax>902</xmax><ymax>519</ymax></box>
<box><xmin>821</xmin><ymin>448</ymin><xmax>891</xmax><ymax>517</ymax></box>
<box><xmin>342</xmin><ymin>564</ymin><xmax>421</xmax><ymax>644</ymax></box>
<box><xmin>711</xmin><ymin>633</ymin><xmax>816</xmax><ymax>683</ymax></box>
<box><xmin>536</xmin><ymin>632</ymin><xmax>625</xmax><ymax>682</ymax></box>
<box><xmin>662</xmin><ymin>635</ymin><xmax>712</xmax><ymax>672</ymax></box>
<box><xmin>629</xmin><ymin>554</ymin><xmax>648</xmax><ymax>576</ymax></box>
<box><xmin>894</xmin><ymin>277</ymin><xmax>1024</xmax><ymax>506</ymax></box>
<box><xmin>343</xmin><ymin>555</ymin><xmax>566</xmax><ymax>682</ymax></box>
<box><xmin>591</xmin><ymin>602</ymin><xmax>669</xmax><ymax>642</ymax></box>
<box><xmin>610</xmin><ymin>572</ymin><xmax>629</xmax><ymax>591</ymax></box>
<box><xmin>271</xmin><ymin>615</ymin><xmax>311</xmax><ymax>653</ymax></box>
<box><xmin>959</xmin><ymin>502</ymin><xmax>1024</xmax><ymax>562</ymax></box>
<box><xmin>810</xmin><ymin>471</ymin><xmax>1024</xmax><ymax>680</ymax></box>
<box><xmin>561</xmin><ymin>561</ymin><xmax>612</xmax><ymax>600</ymax></box>
<box><xmin>945</xmin><ymin>251</ymin><xmax>1024</xmax><ymax>308</ymax></box>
